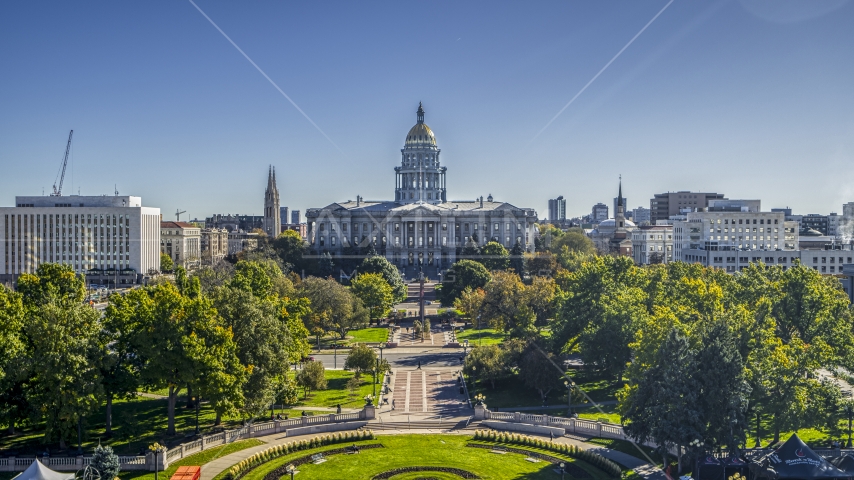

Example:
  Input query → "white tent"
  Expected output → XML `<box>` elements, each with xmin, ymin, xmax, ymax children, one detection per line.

<box><xmin>13</xmin><ymin>460</ymin><xmax>74</xmax><ymax>480</ymax></box>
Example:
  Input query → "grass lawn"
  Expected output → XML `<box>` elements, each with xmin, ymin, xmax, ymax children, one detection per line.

<box><xmin>119</xmin><ymin>439</ymin><xmax>263</xmax><ymax>480</ymax></box>
<box><xmin>468</xmin><ymin>369</ymin><xmax>624</xmax><ymax>411</ymax></box>
<box><xmin>347</xmin><ymin>327</ymin><xmax>389</xmax><ymax>344</ymax></box>
<box><xmin>238</xmin><ymin>434</ymin><xmax>612</xmax><ymax>480</ymax></box>
<box><xmin>0</xmin><ymin>395</ymin><xmax>243</xmax><ymax>456</ymax></box>
<box><xmin>290</xmin><ymin>370</ymin><xmax>376</xmax><ymax>409</ymax></box>
<box><xmin>456</xmin><ymin>327</ymin><xmax>507</xmax><ymax>346</ymax></box>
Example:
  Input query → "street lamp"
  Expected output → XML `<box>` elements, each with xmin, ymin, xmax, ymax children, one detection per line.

<box><xmin>285</xmin><ymin>464</ymin><xmax>296</xmax><ymax>480</ymax></box>
<box><xmin>846</xmin><ymin>403</ymin><xmax>854</xmax><ymax>448</ymax></box>
<box><xmin>333</xmin><ymin>343</ymin><xmax>338</xmax><ymax>369</ymax></box>
<box><xmin>193</xmin><ymin>396</ymin><xmax>200</xmax><ymax>435</ymax></box>
<box><xmin>564</xmin><ymin>380</ymin><xmax>575</xmax><ymax>416</ymax></box>
<box><xmin>378</xmin><ymin>343</ymin><xmax>386</xmax><ymax>362</ymax></box>
<box><xmin>373</xmin><ymin>357</ymin><xmax>379</xmax><ymax>397</ymax></box>
<box><xmin>149</xmin><ymin>443</ymin><xmax>163</xmax><ymax>480</ymax></box>
<box><xmin>690</xmin><ymin>438</ymin><xmax>703</xmax><ymax>480</ymax></box>
<box><xmin>559</xmin><ymin>462</ymin><xmax>565</xmax><ymax>480</ymax></box>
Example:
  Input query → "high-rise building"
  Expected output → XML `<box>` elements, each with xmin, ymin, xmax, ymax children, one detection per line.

<box><xmin>632</xmin><ymin>207</ymin><xmax>651</xmax><ymax>225</ymax></box>
<box><xmin>1</xmin><ymin>195</ymin><xmax>161</xmax><ymax>286</ymax></box>
<box><xmin>591</xmin><ymin>203</ymin><xmax>608</xmax><ymax>222</ymax></box>
<box><xmin>650</xmin><ymin>191</ymin><xmax>726</xmax><ymax>224</ymax></box>
<box><xmin>291</xmin><ymin>210</ymin><xmax>301</xmax><ymax>224</ymax></box>
<box><xmin>280</xmin><ymin>206</ymin><xmax>289</xmax><ymax>229</ymax></box>
<box><xmin>548</xmin><ymin>196</ymin><xmax>566</xmax><ymax>224</ymax></box>
<box><xmin>801</xmin><ymin>214</ymin><xmax>829</xmax><ymax>235</ymax></box>
<box><xmin>264</xmin><ymin>166</ymin><xmax>281</xmax><ymax>237</ymax></box>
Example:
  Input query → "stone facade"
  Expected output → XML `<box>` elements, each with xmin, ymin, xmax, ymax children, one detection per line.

<box><xmin>306</xmin><ymin>104</ymin><xmax>538</xmax><ymax>278</ymax></box>
<box><xmin>1</xmin><ymin>195</ymin><xmax>161</xmax><ymax>285</ymax></box>
<box><xmin>264</xmin><ymin>166</ymin><xmax>281</xmax><ymax>237</ymax></box>
<box><xmin>201</xmin><ymin>228</ymin><xmax>228</xmax><ymax>265</ymax></box>
<box><xmin>161</xmin><ymin>221</ymin><xmax>201</xmax><ymax>269</ymax></box>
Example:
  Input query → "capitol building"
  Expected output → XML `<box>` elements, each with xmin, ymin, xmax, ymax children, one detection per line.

<box><xmin>306</xmin><ymin>103</ymin><xmax>539</xmax><ymax>277</ymax></box>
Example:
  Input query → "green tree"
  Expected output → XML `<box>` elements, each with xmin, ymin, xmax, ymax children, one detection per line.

<box><xmin>274</xmin><ymin>230</ymin><xmax>307</xmax><ymax>273</ymax></box>
<box><xmin>358</xmin><ymin>255</ymin><xmax>407</xmax><ymax>303</ymax></box>
<box><xmin>91</xmin><ymin>445</ymin><xmax>121</xmax><ymax>479</ymax></box>
<box><xmin>17</xmin><ymin>263</ymin><xmax>85</xmax><ymax>308</ymax></box>
<box><xmin>297</xmin><ymin>277</ymin><xmax>358</xmax><ymax>339</ymax></box>
<box><xmin>534</xmin><ymin>224</ymin><xmax>564</xmax><ymax>252</ymax></box>
<box><xmin>549</xmin><ymin>229</ymin><xmax>596</xmax><ymax>256</ymax></box>
<box><xmin>481</xmin><ymin>270</ymin><xmax>534</xmax><ymax>337</ymax></box>
<box><xmin>99</xmin><ymin>299</ymin><xmax>141</xmax><ymax>438</ymax></box>
<box><xmin>230</xmin><ymin>260</ymin><xmax>283</xmax><ymax>298</ymax></box>
<box><xmin>439</xmin><ymin>260</ymin><xmax>492</xmax><ymax>306</ymax></box>
<box><xmin>479</xmin><ymin>241</ymin><xmax>510</xmax><ymax>272</ymax></box>
<box><xmin>344</xmin><ymin>344</ymin><xmax>378</xmax><ymax>378</ymax></box>
<box><xmin>350</xmin><ymin>273</ymin><xmax>395</xmax><ymax>324</ymax></box>
<box><xmin>463</xmin><ymin>345</ymin><xmax>506</xmax><ymax>389</ymax></box>
<box><xmin>622</xmin><ymin>329</ymin><xmax>703</xmax><ymax>468</ymax></box>
<box><xmin>509</xmin><ymin>242</ymin><xmax>525</xmax><ymax>276</ymax></box>
<box><xmin>695</xmin><ymin>320</ymin><xmax>750</xmax><ymax>450</ymax></box>
<box><xmin>25</xmin><ymin>301</ymin><xmax>103</xmax><ymax>449</ymax></box>
<box><xmin>296</xmin><ymin>361</ymin><xmax>327</xmax><ymax>397</ymax></box>
<box><xmin>113</xmin><ymin>283</ymin><xmax>244</xmax><ymax>433</ymax></box>
<box><xmin>518</xmin><ymin>343</ymin><xmax>563</xmax><ymax>402</ymax></box>
<box><xmin>211</xmin><ymin>284</ymin><xmax>295</xmax><ymax>419</ymax></box>
<box><xmin>454</xmin><ymin>287</ymin><xmax>486</xmax><ymax>329</ymax></box>
<box><xmin>0</xmin><ymin>285</ymin><xmax>24</xmax><ymax>383</ymax></box>
<box><xmin>160</xmin><ymin>253</ymin><xmax>174</xmax><ymax>272</ymax></box>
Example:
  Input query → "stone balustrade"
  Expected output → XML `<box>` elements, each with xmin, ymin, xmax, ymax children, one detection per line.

<box><xmin>0</xmin><ymin>407</ymin><xmax>374</xmax><ymax>473</ymax></box>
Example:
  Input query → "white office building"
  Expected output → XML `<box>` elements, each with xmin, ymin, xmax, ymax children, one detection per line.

<box><xmin>632</xmin><ymin>225</ymin><xmax>673</xmax><ymax>265</ymax></box>
<box><xmin>1</xmin><ymin>195</ymin><xmax>161</xmax><ymax>285</ymax></box>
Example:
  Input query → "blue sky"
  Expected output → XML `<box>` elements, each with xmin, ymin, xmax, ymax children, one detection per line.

<box><xmin>2</xmin><ymin>0</ymin><xmax>853</xmax><ymax>220</ymax></box>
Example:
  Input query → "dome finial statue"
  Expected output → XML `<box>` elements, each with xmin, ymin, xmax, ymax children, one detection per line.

<box><xmin>417</xmin><ymin>102</ymin><xmax>425</xmax><ymax>124</ymax></box>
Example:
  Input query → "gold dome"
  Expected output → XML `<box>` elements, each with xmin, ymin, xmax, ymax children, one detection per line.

<box><xmin>405</xmin><ymin>123</ymin><xmax>436</xmax><ymax>146</ymax></box>
<box><xmin>404</xmin><ymin>102</ymin><xmax>437</xmax><ymax>146</ymax></box>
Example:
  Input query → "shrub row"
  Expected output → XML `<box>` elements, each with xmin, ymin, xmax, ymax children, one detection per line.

<box><xmin>471</xmin><ymin>430</ymin><xmax>622</xmax><ymax>478</ymax></box>
<box><xmin>371</xmin><ymin>466</ymin><xmax>479</xmax><ymax>479</ymax></box>
<box><xmin>225</xmin><ymin>429</ymin><xmax>375</xmax><ymax>480</ymax></box>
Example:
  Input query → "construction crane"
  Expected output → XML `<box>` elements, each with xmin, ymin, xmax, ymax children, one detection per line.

<box><xmin>51</xmin><ymin>130</ymin><xmax>73</xmax><ymax>196</ymax></box>
<box><xmin>175</xmin><ymin>209</ymin><xmax>187</xmax><ymax>221</ymax></box>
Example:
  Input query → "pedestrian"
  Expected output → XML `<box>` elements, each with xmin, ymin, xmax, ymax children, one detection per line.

<box><xmin>417</xmin><ymin>360</ymin><xmax>421</xmax><ymax>369</ymax></box>
<box><xmin>336</xmin><ymin>404</ymin><xmax>342</xmax><ymax>414</ymax></box>
<box><xmin>392</xmin><ymin>399</ymin><xmax>396</xmax><ymax>410</ymax></box>
<box><xmin>550</xmin><ymin>431</ymin><xmax>554</xmax><ymax>440</ymax></box>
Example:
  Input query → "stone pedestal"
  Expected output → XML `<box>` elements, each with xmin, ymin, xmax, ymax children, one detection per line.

<box><xmin>474</xmin><ymin>404</ymin><xmax>487</xmax><ymax>420</ymax></box>
<box><xmin>363</xmin><ymin>405</ymin><xmax>376</xmax><ymax>420</ymax></box>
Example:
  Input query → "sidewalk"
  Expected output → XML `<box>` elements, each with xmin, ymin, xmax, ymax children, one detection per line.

<box><xmin>199</xmin><ymin>422</ymin><xmax>665</xmax><ymax>480</ymax></box>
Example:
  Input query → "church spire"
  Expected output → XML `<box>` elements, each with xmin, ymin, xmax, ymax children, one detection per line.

<box><xmin>617</xmin><ymin>175</ymin><xmax>623</xmax><ymax>208</ymax></box>
<box><xmin>417</xmin><ymin>102</ymin><xmax>424</xmax><ymax>124</ymax></box>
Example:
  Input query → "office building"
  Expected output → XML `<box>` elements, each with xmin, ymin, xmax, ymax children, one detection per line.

<box><xmin>291</xmin><ymin>210</ymin><xmax>301</xmax><ymax>224</ymax></box>
<box><xmin>204</xmin><ymin>214</ymin><xmax>264</xmax><ymax>233</ymax></box>
<box><xmin>591</xmin><ymin>203</ymin><xmax>609</xmax><ymax>223</ymax></box>
<box><xmin>632</xmin><ymin>207</ymin><xmax>651</xmax><ymax>225</ymax></box>
<box><xmin>201</xmin><ymin>228</ymin><xmax>228</xmax><ymax>265</ymax></box>
<box><xmin>548</xmin><ymin>196</ymin><xmax>567</xmax><ymax>225</ymax></box>
<box><xmin>650</xmin><ymin>191</ymin><xmax>726</xmax><ymax>224</ymax></box>
<box><xmin>280</xmin><ymin>207</ymin><xmax>289</xmax><ymax>228</ymax></box>
<box><xmin>1</xmin><ymin>195</ymin><xmax>161</xmax><ymax>286</ymax></box>
<box><xmin>161</xmin><ymin>221</ymin><xmax>201</xmax><ymax>269</ymax></box>
<box><xmin>801</xmin><ymin>214</ymin><xmax>829</xmax><ymax>235</ymax></box>
<box><xmin>632</xmin><ymin>225</ymin><xmax>673</xmax><ymax>264</ymax></box>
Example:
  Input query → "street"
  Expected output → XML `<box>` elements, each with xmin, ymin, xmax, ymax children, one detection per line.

<box><xmin>312</xmin><ymin>350</ymin><xmax>466</xmax><ymax>369</ymax></box>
